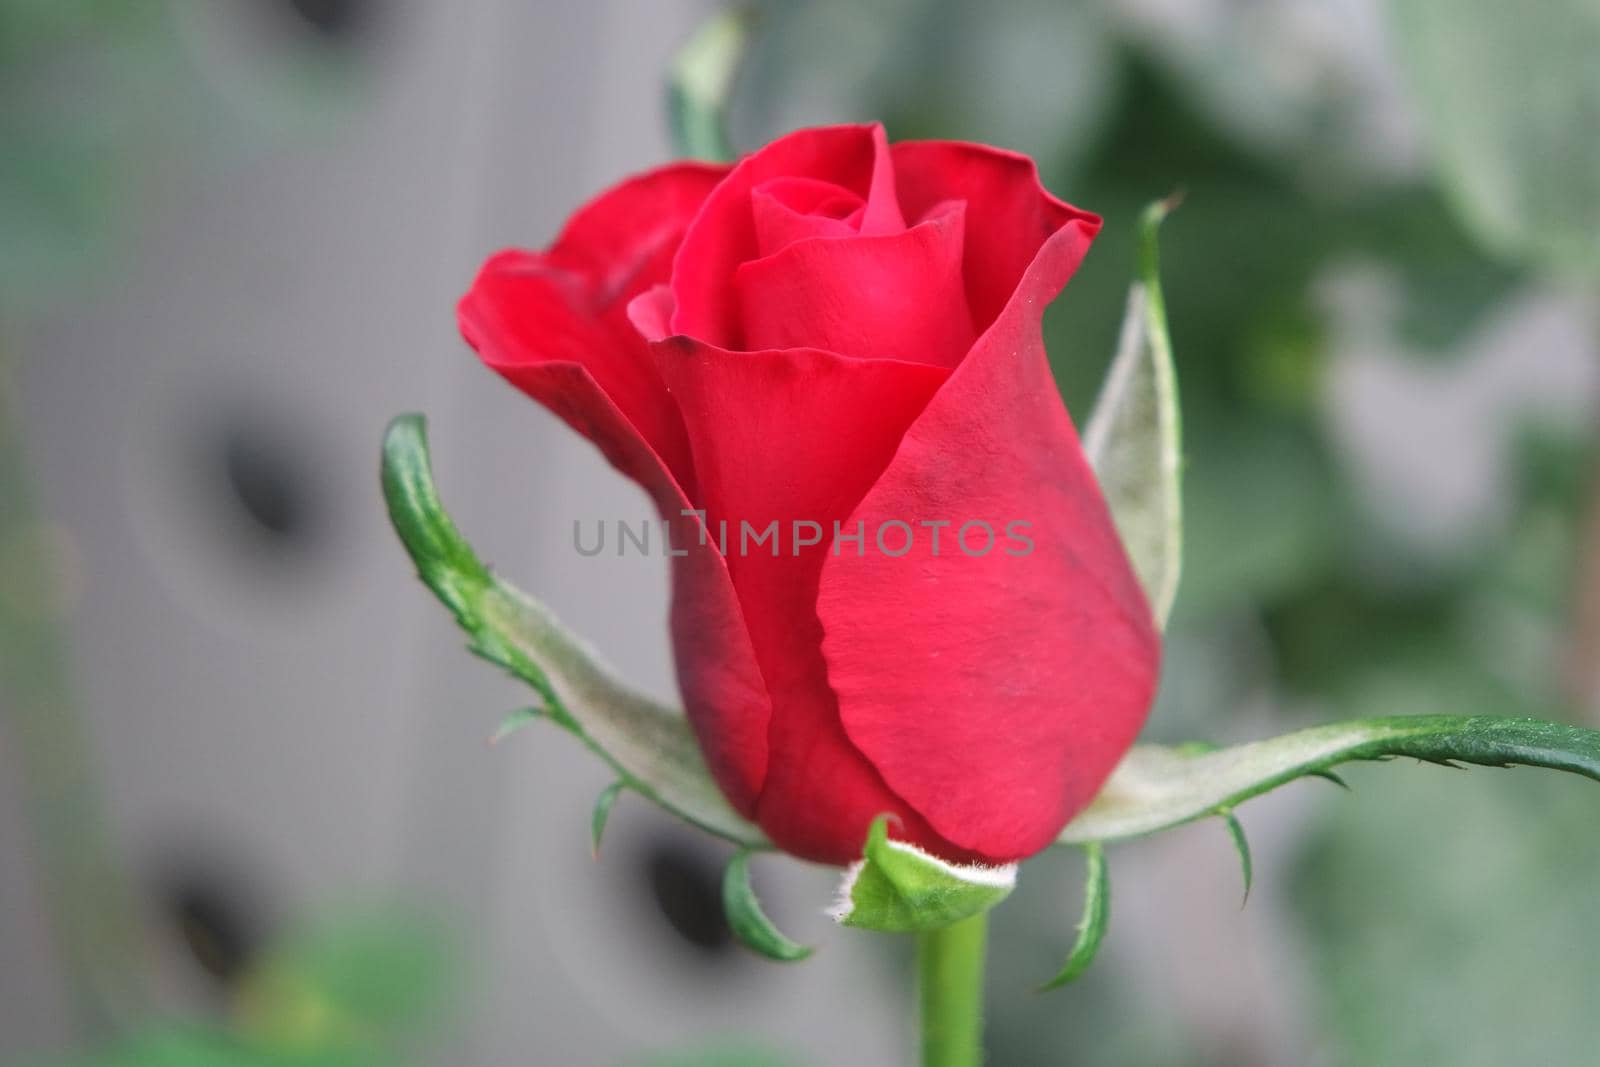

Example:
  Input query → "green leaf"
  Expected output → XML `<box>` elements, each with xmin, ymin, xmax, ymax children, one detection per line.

<box><xmin>381</xmin><ymin>415</ymin><xmax>765</xmax><ymax>848</ymax></box>
<box><xmin>722</xmin><ymin>849</ymin><xmax>812</xmax><ymax>962</ymax></box>
<box><xmin>1058</xmin><ymin>715</ymin><xmax>1600</xmax><ymax>846</ymax></box>
<box><xmin>1390</xmin><ymin>0</ymin><xmax>1600</xmax><ymax>274</ymax></box>
<box><xmin>1039</xmin><ymin>843</ymin><xmax>1109</xmax><ymax>990</ymax></box>
<box><xmin>1083</xmin><ymin>197</ymin><xmax>1183</xmax><ymax>627</ymax></box>
<box><xmin>590</xmin><ymin>780</ymin><xmax>625</xmax><ymax>858</ymax></box>
<box><xmin>1220</xmin><ymin>811</ymin><xmax>1252</xmax><ymax>904</ymax></box>
<box><xmin>666</xmin><ymin>4</ymin><xmax>756</xmax><ymax>162</ymax></box>
<box><xmin>831</xmin><ymin>816</ymin><xmax>1016</xmax><ymax>934</ymax></box>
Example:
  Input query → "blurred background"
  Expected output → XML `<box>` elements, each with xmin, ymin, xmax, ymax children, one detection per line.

<box><xmin>2</xmin><ymin>1</ymin><xmax>1598</xmax><ymax>1064</ymax></box>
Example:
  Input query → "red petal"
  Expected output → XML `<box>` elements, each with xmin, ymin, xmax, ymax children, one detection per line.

<box><xmin>656</xmin><ymin>338</ymin><xmax>959</xmax><ymax>864</ymax></box>
<box><xmin>461</xmin><ymin>162</ymin><xmax>728</xmax><ymax>492</ymax></box>
<box><xmin>457</xmin><ymin>163</ymin><xmax>772</xmax><ymax>816</ymax></box>
<box><xmin>750</xmin><ymin>177</ymin><xmax>864</xmax><ymax>253</ymax></box>
<box><xmin>733</xmin><ymin>202</ymin><xmax>975</xmax><ymax>367</ymax></box>
<box><xmin>462</xmin><ymin>250</ymin><xmax>699</xmax><ymax>494</ymax></box>
<box><xmin>891</xmin><ymin>140</ymin><xmax>1100</xmax><ymax>333</ymax></box>
<box><xmin>670</xmin><ymin>124</ymin><xmax>903</xmax><ymax>350</ymax></box>
<box><xmin>817</xmin><ymin>211</ymin><xmax>1160</xmax><ymax>862</ymax></box>
<box><xmin>545</xmin><ymin>160</ymin><xmax>732</xmax><ymax>299</ymax></box>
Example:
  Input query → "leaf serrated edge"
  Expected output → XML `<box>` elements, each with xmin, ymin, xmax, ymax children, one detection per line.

<box><xmin>1059</xmin><ymin>715</ymin><xmax>1600</xmax><ymax>847</ymax></box>
<box><xmin>381</xmin><ymin>415</ymin><xmax>766</xmax><ymax>849</ymax></box>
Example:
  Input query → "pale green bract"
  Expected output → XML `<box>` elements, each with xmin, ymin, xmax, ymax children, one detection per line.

<box><xmin>1083</xmin><ymin>197</ymin><xmax>1183</xmax><ymax>628</ymax></box>
<box><xmin>381</xmin><ymin>415</ymin><xmax>765</xmax><ymax>849</ymax></box>
<box><xmin>1056</xmin><ymin>716</ymin><xmax>1600</xmax><ymax>847</ymax></box>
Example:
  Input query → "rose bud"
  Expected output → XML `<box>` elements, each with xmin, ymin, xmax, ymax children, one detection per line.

<box><xmin>458</xmin><ymin>124</ymin><xmax>1160</xmax><ymax>867</ymax></box>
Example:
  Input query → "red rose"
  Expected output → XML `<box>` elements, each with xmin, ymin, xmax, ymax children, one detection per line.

<box><xmin>459</xmin><ymin>124</ymin><xmax>1160</xmax><ymax>866</ymax></box>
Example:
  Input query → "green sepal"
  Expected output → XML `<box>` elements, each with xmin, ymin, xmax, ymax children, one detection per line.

<box><xmin>591</xmin><ymin>781</ymin><xmax>625</xmax><ymax>859</ymax></box>
<box><xmin>1219</xmin><ymin>810</ymin><xmax>1252</xmax><ymax>904</ymax></box>
<box><xmin>831</xmin><ymin>816</ymin><xmax>1016</xmax><ymax>934</ymax></box>
<box><xmin>1039</xmin><ymin>842</ymin><xmax>1109</xmax><ymax>991</ymax></box>
<box><xmin>489</xmin><ymin>706</ymin><xmax>543</xmax><ymax>746</ymax></box>
<box><xmin>1083</xmin><ymin>196</ymin><xmax>1183</xmax><ymax>628</ymax></box>
<box><xmin>1059</xmin><ymin>715</ymin><xmax>1600</xmax><ymax>847</ymax></box>
<box><xmin>665</xmin><ymin>4</ymin><xmax>755</xmax><ymax>162</ymax></box>
<box><xmin>722</xmin><ymin>849</ymin><xmax>812</xmax><ymax>962</ymax></box>
<box><xmin>381</xmin><ymin>415</ymin><xmax>765</xmax><ymax>849</ymax></box>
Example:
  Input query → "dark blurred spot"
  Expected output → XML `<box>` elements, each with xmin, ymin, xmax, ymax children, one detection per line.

<box><xmin>280</xmin><ymin>0</ymin><xmax>367</xmax><ymax>41</ymax></box>
<box><xmin>223</xmin><ymin>433</ymin><xmax>302</xmax><ymax>540</ymax></box>
<box><xmin>642</xmin><ymin>842</ymin><xmax>732</xmax><ymax>956</ymax></box>
<box><xmin>206</xmin><ymin>412</ymin><xmax>326</xmax><ymax>560</ymax></box>
<box><xmin>158</xmin><ymin>866</ymin><xmax>266</xmax><ymax>987</ymax></box>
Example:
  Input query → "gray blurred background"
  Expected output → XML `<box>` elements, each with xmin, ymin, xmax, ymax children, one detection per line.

<box><xmin>3</xmin><ymin>1</ymin><xmax>1599</xmax><ymax>1065</ymax></box>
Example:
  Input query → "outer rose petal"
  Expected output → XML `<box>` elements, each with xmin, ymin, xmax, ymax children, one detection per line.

<box><xmin>464</xmin><ymin>162</ymin><xmax>729</xmax><ymax>492</ymax></box>
<box><xmin>818</xmin><ymin>198</ymin><xmax>1160</xmax><ymax>862</ymax></box>
<box><xmin>733</xmin><ymin>202</ymin><xmax>975</xmax><ymax>367</ymax></box>
<box><xmin>655</xmin><ymin>339</ymin><xmax>966</xmax><ymax>864</ymax></box>
<box><xmin>671</xmin><ymin>124</ymin><xmax>903</xmax><ymax>349</ymax></box>
<box><xmin>458</xmin><ymin>163</ymin><xmax>773</xmax><ymax>816</ymax></box>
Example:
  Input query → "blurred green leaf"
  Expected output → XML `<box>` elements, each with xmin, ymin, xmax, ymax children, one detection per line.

<box><xmin>1392</xmin><ymin>0</ymin><xmax>1600</xmax><ymax>274</ymax></box>
<box><xmin>234</xmin><ymin>911</ymin><xmax>451</xmax><ymax>1049</ymax></box>
<box><xmin>1297</xmin><ymin>763</ymin><xmax>1600</xmax><ymax>1065</ymax></box>
<box><xmin>667</xmin><ymin>4</ymin><xmax>755</xmax><ymax>162</ymax></box>
<box><xmin>381</xmin><ymin>414</ymin><xmax>765</xmax><ymax>848</ymax></box>
<box><xmin>0</xmin><ymin>1</ymin><xmax>176</xmax><ymax>312</ymax></box>
<box><xmin>1340</xmin><ymin>187</ymin><xmax>1525</xmax><ymax>355</ymax></box>
<box><xmin>638</xmin><ymin>1046</ymin><xmax>802</xmax><ymax>1067</ymax></box>
<box><xmin>1175</xmin><ymin>422</ymin><xmax>1338</xmax><ymax>620</ymax></box>
<box><xmin>26</xmin><ymin>1027</ymin><xmax>378</xmax><ymax>1067</ymax></box>
<box><xmin>1047</xmin><ymin>54</ymin><xmax>1347</xmax><ymax>623</ymax></box>
<box><xmin>832</xmin><ymin>816</ymin><xmax>1015</xmax><ymax>934</ymax></box>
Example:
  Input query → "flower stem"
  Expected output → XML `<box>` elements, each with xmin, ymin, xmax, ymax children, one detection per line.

<box><xmin>917</xmin><ymin>912</ymin><xmax>989</xmax><ymax>1067</ymax></box>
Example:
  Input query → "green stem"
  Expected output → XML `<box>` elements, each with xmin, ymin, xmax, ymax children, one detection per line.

<box><xmin>917</xmin><ymin>912</ymin><xmax>989</xmax><ymax>1067</ymax></box>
